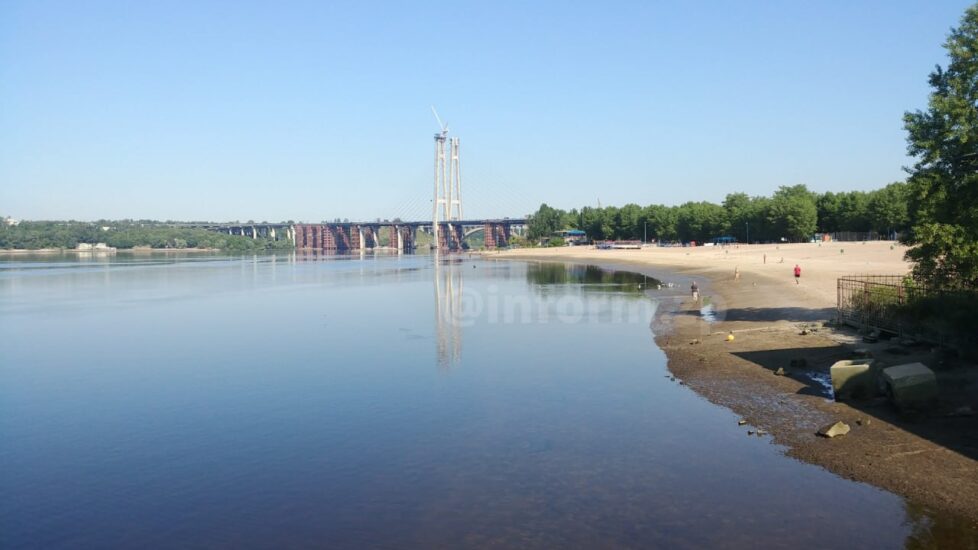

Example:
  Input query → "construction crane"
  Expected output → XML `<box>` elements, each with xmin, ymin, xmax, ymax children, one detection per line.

<box><xmin>431</xmin><ymin>106</ymin><xmax>448</xmax><ymax>141</ymax></box>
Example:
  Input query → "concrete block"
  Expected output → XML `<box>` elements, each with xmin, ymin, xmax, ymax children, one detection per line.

<box><xmin>881</xmin><ymin>363</ymin><xmax>938</xmax><ymax>410</ymax></box>
<box><xmin>830</xmin><ymin>359</ymin><xmax>877</xmax><ymax>400</ymax></box>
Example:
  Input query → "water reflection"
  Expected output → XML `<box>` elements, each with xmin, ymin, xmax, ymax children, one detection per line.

<box><xmin>903</xmin><ymin>500</ymin><xmax>978</xmax><ymax>549</ymax></box>
<box><xmin>434</xmin><ymin>257</ymin><xmax>463</xmax><ymax>368</ymax></box>
<box><xmin>1</xmin><ymin>252</ymin><xmax>976</xmax><ymax>548</ymax></box>
<box><xmin>526</xmin><ymin>262</ymin><xmax>661</xmax><ymax>295</ymax></box>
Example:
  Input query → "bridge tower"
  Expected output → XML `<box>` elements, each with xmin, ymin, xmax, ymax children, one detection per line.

<box><xmin>448</xmin><ymin>136</ymin><xmax>462</xmax><ymax>221</ymax></box>
<box><xmin>431</xmin><ymin>107</ymin><xmax>464</xmax><ymax>250</ymax></box>
<box><xmin>432</xmin><ymin>127</ymin><xmax>448</xmax><ymax>248</ymax></box>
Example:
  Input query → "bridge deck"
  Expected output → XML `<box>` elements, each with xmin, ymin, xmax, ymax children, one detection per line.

<box><xmin>174</xmin><ymin>219</ymin><xmax>526</xmax><ymax>230</ymax></box>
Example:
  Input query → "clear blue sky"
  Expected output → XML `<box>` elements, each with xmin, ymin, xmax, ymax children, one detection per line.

<box><xmin>1</xmin><ymin>1</ymin><xmax>973</xmax><ymax>222</ymax></box>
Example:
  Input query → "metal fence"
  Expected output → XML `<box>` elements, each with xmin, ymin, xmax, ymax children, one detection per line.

<box><xmin>827</xmin><ymin>231</ymin><xmax>902</xmax><ymax>242</ymax></box>
<box><xmin>838</xmin><ymin>275</ymin><xmax>912</xmax><ymax>333</ymax></box>
<box><xmin>837</xmin><ymin>275</ymin><xmax>977</xmax><ymax>348</ymax></box>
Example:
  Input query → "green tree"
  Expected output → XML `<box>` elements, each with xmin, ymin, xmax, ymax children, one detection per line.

<box><xmin>527</xmin><ymin>203</ymin><xmax>566</xmax><ymax>240</ymax></box>
<box><xmin>903</xmin><ymin>5</ymin><xmax>978</xmax><ymax>288</ymax></box>
<box><xmin>723</xmin><ymin>192</ymin><xmax>752</xmax><ymax>242</ymax></box>
<box><xmin>676</xmin><ymin>201</ymin><xmax>728</xmax><ymax>243</ymax></box>
<box><xmin>615</xmin><ymin>204</ymin><xmax>642</xmax><ymax>240</ymax></box>
<box><xmin>580</xmin><ymin>206</ymin><xmax>613</xmax><ymax>240</ymax></box>
<box><xmin>816</xmin><ymin>191</ymin><xmax>843</xmax><ymax>233</ymax></box>
<box><xmin>866</xmin><ymin>182</ymin><xmax>909</xmax><ymax>236</ymax></box>
<box><xmin>838</xmin><ymin>191</ymin><xmax>871</xmax><ymax>232</ymax></box>
<box><xmin>640</xmin><ymin>204</ymin><xmax>677</xmax><ymax>242</ymax></box>
<box><xmin>767</xmin><ymin>185</ymin><xmax>817</xmax><ymax>242</ymax></box>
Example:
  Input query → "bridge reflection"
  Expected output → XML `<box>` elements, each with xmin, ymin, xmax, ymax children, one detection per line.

<box><xmin>434</xmin><ymin>258</ymin><xmax>463</xmax><ymax>368</ymax></box>
<box><xmin>290</xmin><ymin>250</ymin><xmax>466</xmax><ymax>368</ymax></box>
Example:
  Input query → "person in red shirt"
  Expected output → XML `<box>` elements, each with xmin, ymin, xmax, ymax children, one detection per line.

<box><xmin>794</xmin><ymin>264</ymin><xmax>801</xmax><ymax>284</ymax></box>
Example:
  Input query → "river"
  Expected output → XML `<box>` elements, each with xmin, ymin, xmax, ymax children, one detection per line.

<box><xmin>0</xmin><ymin>252</ymin><xmax>963</xmax><ymax>548</ymax></box>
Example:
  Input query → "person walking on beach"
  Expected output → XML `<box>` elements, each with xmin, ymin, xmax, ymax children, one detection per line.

<box><xmin>690</xmin><ymin>280</ymin><xmax>699</xmax><ymax>300</ymax></box>
<box><xmin>793</xmin><ymin>264</ymin><xmax>801</xmax><ymax>284</ymax></box>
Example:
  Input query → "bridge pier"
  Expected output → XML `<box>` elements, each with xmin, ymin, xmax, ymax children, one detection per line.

<box><xmin>437</xmin><ymin>223</ymin><xmax>464</xmax><ymax>251</ymax></box>
<box><xmin>389</xmin><ymin>225</ymin><xmax>403</xmax><ymax>250</ymax></box>
<box><xmin>391</xmin><ymin>225</ymin><xmax>414</xmax><ymax>251</ymax></box>
<box><xmin>290</xmin><ymin>221</ymin><xmax>520</xmax><ymax>252</ymax></box>
<box><xmin>483</xmin><ymin>223</ymin><xmax>510</xmax><ymax>249</ymax></box>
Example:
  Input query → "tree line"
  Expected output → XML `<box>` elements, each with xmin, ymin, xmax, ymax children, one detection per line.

<box><xmin>527</xmin><ymin>181</ymin><xmax>909</xmax><ymax>244</ymax></box>
<box><xmin>0</xmin><ymin>220</ymin><xmax>293</xmax><ymax>251</ymax></box>
<box><xmin>530</xmin><ymin>2</ymin><xmax>978</xmax><ymax>293</ymax></box>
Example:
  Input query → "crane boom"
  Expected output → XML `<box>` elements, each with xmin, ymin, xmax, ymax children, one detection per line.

<box><xmin>431</xmin><ymin>105</ymin><xmax>448</xmax><ymax>134</ymax></box>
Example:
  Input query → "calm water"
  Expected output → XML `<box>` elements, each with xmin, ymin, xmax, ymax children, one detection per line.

<box><xmin>0</xmin><ymin>252</ymin><xmax>969</xmax><ymax>548</ymax></box>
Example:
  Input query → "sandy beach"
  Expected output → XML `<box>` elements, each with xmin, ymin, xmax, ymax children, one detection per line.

<box><xmin>490</xmin><ymin>242</ymin><xmax>978</xmax><ymax>526</ymax></box>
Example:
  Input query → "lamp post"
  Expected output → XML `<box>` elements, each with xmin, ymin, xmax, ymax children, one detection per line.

<box><xmin>746</xmin><ymin>221</ymin><xmax>750</xmax><ymax>245</ymax></box>
<box><xmin>644</xmin><ymin>222</ymin><xmax>647</xmax><ymax>244</ymax></box>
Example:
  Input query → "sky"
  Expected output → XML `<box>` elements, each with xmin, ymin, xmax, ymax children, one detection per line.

<box><xmin>1</xmin><ymin>1</ymin><xmax>974</xmax><ymax>222</ymax></box>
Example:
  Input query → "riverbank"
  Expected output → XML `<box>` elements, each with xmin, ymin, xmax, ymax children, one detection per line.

<box><xmin>0</xmin><ymin>246</ymin><xmax>223</xmax><ymax>255</ymax></box>
<box><xmin>488</xmin><ymin>242</ymin><xmax>978</xmax><ymax>526</ymax></box>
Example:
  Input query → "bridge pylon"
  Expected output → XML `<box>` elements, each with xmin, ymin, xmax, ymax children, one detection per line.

<box><xmin>431</xmin><ymin>108</ymin><xmax>464</xmax><ymax>251</ymax></box>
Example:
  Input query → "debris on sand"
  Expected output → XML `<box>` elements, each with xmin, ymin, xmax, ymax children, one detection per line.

<box><xmin>818</xmin><ymin>421</ymin><xmax>851</xmax><ymax>438</ymax></box>
<box><xmin>774</xmin><ymin>367</ymin><xmax>786</xmax><ymax>376</ymax></box>
<box><xmin>738</xmin><ymin>419</ymin><xmax>748</xmax><ymax>426</ymax></box>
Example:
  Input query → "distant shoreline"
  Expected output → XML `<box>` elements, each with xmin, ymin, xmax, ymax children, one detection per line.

<box><xmin>0</xmin><ymin>246</ymin><xmax>223</xmax><ymax>255</ymax></box>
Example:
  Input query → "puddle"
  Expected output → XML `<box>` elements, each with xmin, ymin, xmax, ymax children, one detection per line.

<box><xmin>700</xmin><ymin>301</ymin><xmax>717</xmax><ymax>323</ymax></box>
<box><xmin>805</xmin><ymin>371</ymin><xmax>835</xmax><ymax>400</ymax></box>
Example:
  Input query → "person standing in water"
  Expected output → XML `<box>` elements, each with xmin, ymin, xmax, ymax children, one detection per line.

<box><xmin>793</xmin><ymin>264</ymin><xmax>801</xmax><ymax>284</ymax></box>
<box><xmin>690</xmin><ymin>280</ymin><xmax>699</xmax><ymax>300</ymax></box>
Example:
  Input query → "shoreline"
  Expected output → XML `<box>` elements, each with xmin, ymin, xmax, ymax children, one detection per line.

<box><xmin>486</xmin><ymin>243</ymin><xmax>978</xmax><ymax>526</ymax></box>
<box><xmin>0</xmin><ymin>247</ymin><xmax>225</xmax><ymax>255</ymax></box>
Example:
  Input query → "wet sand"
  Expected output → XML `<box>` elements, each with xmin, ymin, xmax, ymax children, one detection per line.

<box><xmin>490</xmin><ymin>242</ymin><xmax>978</xmax><ymax>527</ymax></box>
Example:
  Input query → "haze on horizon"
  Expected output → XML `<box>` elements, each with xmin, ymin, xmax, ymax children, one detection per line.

<box><xmin>0</xmin><ymin>1</ymin><xmax>972</xmax><ymax>223</ymax></box>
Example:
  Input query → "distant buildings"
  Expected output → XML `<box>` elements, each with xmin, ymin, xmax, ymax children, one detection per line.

<box><xmin>555</xmin><ymin>229</ymin><xmax>587</xmax><ymax>245</ymax></box>
<box><xmin>2</xmin><ymin>216</ymin><xmax>19</xmax><ymax>227</ymax></box>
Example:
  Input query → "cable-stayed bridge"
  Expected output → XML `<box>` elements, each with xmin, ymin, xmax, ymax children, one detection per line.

<box><xmin>190</xmin><ymin>110</ymin><xmax>527</xmax><ymax>251</ymax></box>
